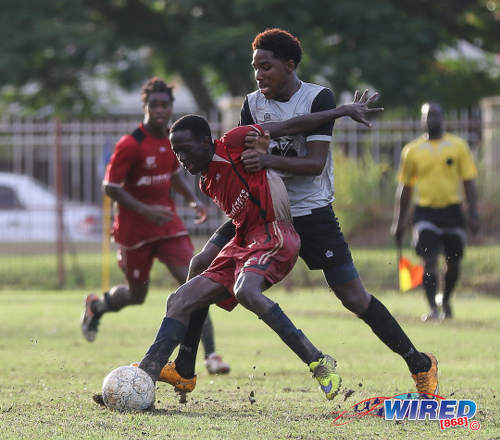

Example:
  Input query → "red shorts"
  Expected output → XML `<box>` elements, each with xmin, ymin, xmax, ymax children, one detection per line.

<box><xmin>202</xmin><ymin>221</ymin><xmax>300</xmax><ymax>311</ymax></box>
<box><xmin>118</xmin><ymin>235</ymin><xmax>194</xmax><ymax>284</ymax></box>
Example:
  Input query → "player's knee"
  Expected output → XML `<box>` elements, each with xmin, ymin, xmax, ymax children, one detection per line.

<box><xmin>234</xmin><ymin>285</ymin><xmax>260</xmax><ymax>311</ymax></box>
<box><xmin>334</xmin><ymin>285</ymin><xmax>370</xmax><ymax>315</ymax></box>
<box><xmin>188</xmin><ymin>252</ymin><xmax>212</xmax><ymax>278</ymax></box>
<box><xmin>166</xmin><ymin>285</ymin><xmax>192</xmax><ymax>316</ymax></box>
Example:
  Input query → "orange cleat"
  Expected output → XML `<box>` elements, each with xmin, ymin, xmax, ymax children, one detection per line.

<box><xmin>412</xmin><ymin>352</ymin><xmax>439</xmax><ymax>395</ymax></box>
<box><xmin>130</xmin><ymin>361</ymin><xmax>196</xmax><ymax>392</ymax></box>
<box><xmin>159</xmin><ymin>361</ymin><xmax>197</xmax><ymax>392</ymax></box>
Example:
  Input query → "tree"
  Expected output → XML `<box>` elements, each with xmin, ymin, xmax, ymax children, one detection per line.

<box><xmin>0</xmin><ymin>0</ymin><xmax>152</xmax><ymax>116</ymax></box>
<box><xmin>1</xmin><ymin>0</ymin><xmax>499</xmax><ymax>117</ymax></box>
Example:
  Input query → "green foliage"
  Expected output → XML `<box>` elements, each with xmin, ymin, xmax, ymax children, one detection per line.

<box><xmin>0</xmin><ymin>288</ymin><xmax>499</xmax><ymax>439</ymax></box>
<box><xmin>1</xmin><ymin>0</ymin><xmax>500</xmax><ymax>116</ymax></box>
<box><xmin>332</xmin><ymin>152</ymin><xmax>395</xmax><ymax>236</ymax></box>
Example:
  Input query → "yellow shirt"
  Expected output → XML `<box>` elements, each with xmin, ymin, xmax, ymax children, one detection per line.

<box><xmin>398</xmin><ymin>133</ymin><xmax>477</xmax><ymax>208</ymax></box>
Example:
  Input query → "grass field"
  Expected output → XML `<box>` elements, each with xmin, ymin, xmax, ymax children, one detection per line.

<box><xmin>1</xmin><ymin>244</ymin><xmax>500</xmax><ymax>293</ymax></box>
<box><xmin>0</xmin><ymin>287</ymin><xmax>498</xmax><ymax>439</ymax></box>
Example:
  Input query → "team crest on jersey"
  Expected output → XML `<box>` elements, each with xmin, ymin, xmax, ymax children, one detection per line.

<box><xmin>144</xmin><ymin>156</ymin><xmax>157</xmax><ymax>169</ymax></box>
<box><xmin>263</xmin><ymin>113</ymin><xmax>272</xmax><ymax>121</ymax></box>
<box><xmin>271</xmin><ymin>137</ymin><xmax>297</xmax><ymax>157</ymax></box>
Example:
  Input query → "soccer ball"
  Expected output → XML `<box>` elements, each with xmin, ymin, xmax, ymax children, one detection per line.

<box><xmin>102</xmin><ymin>365</ymin><xmax>155</xmax><ymax>411</ymax></box>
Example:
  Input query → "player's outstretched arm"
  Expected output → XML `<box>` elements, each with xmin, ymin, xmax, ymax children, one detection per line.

<box><xmin>260</xmin><ymin>89</ymin><xmax>383</xmax><ymax>138</ymax></box>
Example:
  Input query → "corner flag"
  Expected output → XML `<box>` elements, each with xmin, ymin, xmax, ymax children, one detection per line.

<box><xmin>399</xmin><ymin>256</ymin><xmax>424</xmax><ymax>292</ymax></box>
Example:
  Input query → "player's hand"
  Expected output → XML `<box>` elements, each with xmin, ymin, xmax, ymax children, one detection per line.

<box><xmin>190</xmin><ymin>200</ymin><xmax>208</xmax><ymax>224</ymax></box>
<box><xmin>343</xmin><ymin>89</ymin><xmax>384</xmax><ymax>128</ymax></box>
<box><xmin>241</xmin><ymin>149</ymin><xmax>267</xmax><ymax>173</ymax></box>
<box><xmin>244</xmin><ymin>130</ymin><xmax>270</xmax><ymax>153</ymax></box>
<box><xmin>141</xmin><ymin>205</ymin><xmax>174</xmax><ymax>225</ymax></box>
<box><xmin>467</xmin><ymin>212</ymin><xmax>480</xmax><ymax>235</ymax></box>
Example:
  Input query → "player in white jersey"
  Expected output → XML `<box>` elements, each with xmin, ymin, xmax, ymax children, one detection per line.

<box><xmin>166</xmin><ymin>28</ymin><xmax>439</xmax><ymax>397</ymax></box>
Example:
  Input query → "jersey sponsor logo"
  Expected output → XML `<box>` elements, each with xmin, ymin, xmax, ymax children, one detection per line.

<box><xmin>229</xmin><ymin>189</ymin><xmax>249</xmax><ymax>218</ymax></box>
<box><xmin>136</xmin><ymin>173</ymin><xmax>170</xmax><ymax>186</ymax></box>
<box><xmin>144</xmin><ymin>156</ymin><xmax>157</xmax><ymax>169</ymax></box>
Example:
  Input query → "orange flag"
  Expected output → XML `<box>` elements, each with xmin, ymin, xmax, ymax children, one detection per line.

<box><xmin>399</xmin><ymin>256</ymin><xmax>424</xmax><ymax>292</ymax></box>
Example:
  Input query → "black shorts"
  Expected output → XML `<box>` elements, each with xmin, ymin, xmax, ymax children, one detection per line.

<box><xmin>415</xmin><ymin>229</ymin><xmax>464</xmax><ymax>261</ymax></box>
<box><xmin>413</xmin><ymin>204</ymin><xmax>465</xmax><ymax>228</ymax></box>
<box><xmin>209</xmin><ymin>206</ymin><xmax>354</xmax><ymax>272</ymax></box>
<box><xmin>293</xmin><ymin>205</ymin><xmax>353</xmax><ymax>270</ymax></box>
<box><xmin>413</xmin><ymin>205</ymin><xmax>466</xmax><ymax>261</ymax></box>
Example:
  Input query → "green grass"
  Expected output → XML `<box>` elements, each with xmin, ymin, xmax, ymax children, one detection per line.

<box><xmin>0</xmin><ymin>288</ymin><xmax>498</xmax><ymax>439</ymax></box>
<box><xmin>1</xmin><ymin>244</ymin><xmax>500</xmax><ymax>294</ymax></box>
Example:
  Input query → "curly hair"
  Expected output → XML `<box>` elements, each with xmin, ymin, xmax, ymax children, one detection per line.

<box><xmin>140</xmin><ymin>77</ymin><xmax>174</xmax><ymax>107</ymax></box>
<box><xmin>170</xmin><ymin>114</ymin><xmax>212</xmax><ymax>141</ymax></box>
<box><xmin>252</xmin><ymin>28</ymin><xmax>302</xmax><ymax>67</ymax></box>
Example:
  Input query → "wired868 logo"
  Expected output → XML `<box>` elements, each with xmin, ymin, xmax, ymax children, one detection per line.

<box><xmin>331</xmin><ymin>393</ymin><xmax>481</xmax><ymax>431</ymax></box>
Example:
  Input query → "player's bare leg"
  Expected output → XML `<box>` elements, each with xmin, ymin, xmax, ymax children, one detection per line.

<box><xmin>233</xmin><ymin>271</ymin><xmax>341</xmax><ymax>400</ymax></box>
<box><xmin>171</xmin><ymin>242</ymin><xmax>230</xmax><ymax>382</ymax></box>
<box><xmin>81</xmin><ymin>283</ymin><xmax>147</xmax><ymax>342</ymax></box>
<box><xmin>138</xmin><ymin>276</ymin><xmax>229</xmax><ymax>383</ymax></box>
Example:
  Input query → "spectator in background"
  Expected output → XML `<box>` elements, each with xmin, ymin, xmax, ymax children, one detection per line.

<box><xmin>391</xmin><ymin>102</ymin><xmax>479</xmax><ymax>321</ymax></box>
<box><xmin>80</xmin><ymin>77</ymin><xmax>230</xmax><ymax>375</ymax></box>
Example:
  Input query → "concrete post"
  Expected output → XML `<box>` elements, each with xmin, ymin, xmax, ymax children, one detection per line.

<box><xmin>480</xmin><ymin>96</ymin><xmax>500</xmax><ymax>185</ymax></box>
<box><xmin>218</xmin><ymin>96</ymin><xmax>245</xmax><ymax>134</ymax></box>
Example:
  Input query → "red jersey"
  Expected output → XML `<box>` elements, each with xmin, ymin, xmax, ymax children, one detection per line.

<box><xmin>104</xmin><ymin>124</ymin><xmax>188</xmax><ymax>248</ymax></box>
<box><xmin>200</xmin><ymin>125</ymin><xmax>290</xmax><ymax>237</ymax></box>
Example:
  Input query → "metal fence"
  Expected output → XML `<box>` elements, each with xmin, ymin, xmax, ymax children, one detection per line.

<box><xmin>0</xmin><ymin>116</ymin><xmax>228</xmax><ymax>240</ymax></box>
<box><xmin>0</xmin><ymin>110</ymin><xmax>491</xmax><ymax>243</ymax></box>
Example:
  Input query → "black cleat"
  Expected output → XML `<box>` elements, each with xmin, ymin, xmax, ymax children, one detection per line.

<box><xmin>92</xmin><ymin>393</ymin><xmax>105</xmax><ymax>407</ymax></box>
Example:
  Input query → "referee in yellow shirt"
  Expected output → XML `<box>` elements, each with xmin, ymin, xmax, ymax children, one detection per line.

<box><xmin>391</xmin><ymin>102</ymin><xmax>479</xmax><ymax>321</ymax></box>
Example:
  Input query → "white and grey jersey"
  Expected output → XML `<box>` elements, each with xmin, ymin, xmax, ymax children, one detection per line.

<box><xmin>240</xmin><ymin>81</ymin><xmax>335</xmax><ymax>217</ymax></box>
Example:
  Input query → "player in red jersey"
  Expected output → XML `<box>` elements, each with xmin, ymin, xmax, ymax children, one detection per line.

<box><xmin>80</xmin><ymin>77</ymin><xmax>229</xmax><ymax>374</ymax></box>
<box><xmin>135</xmin><ymin>93</ymin><xmax>382</xmax><ymax>401</ymax></box>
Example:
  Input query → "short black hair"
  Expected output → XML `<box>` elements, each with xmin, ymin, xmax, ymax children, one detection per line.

<box><xmin>141</xmin><ymin>77</ymin><xmax>174</xmax><ymax>107</ymax></box>
<box><xmin>252</xmin><ymin>28</ymin><xmax>302</xmax><ymax>67</ymax></box>
<box><xmin>170</xmin><ymin>114</ymin><xmax>212</xmax><ymax>141</ymax></box>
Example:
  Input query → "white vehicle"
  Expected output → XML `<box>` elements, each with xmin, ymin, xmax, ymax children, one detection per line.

<box><xmin>0</xmin><ymin>172</ymin><xmax>101</xmax><ymax>242</ymax></box>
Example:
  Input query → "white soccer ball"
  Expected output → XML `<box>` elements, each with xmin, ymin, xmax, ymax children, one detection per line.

<box><xmin>102</xmin><ymin>365</ymin><xmax>155</xmax><ymax>411</ymax></box>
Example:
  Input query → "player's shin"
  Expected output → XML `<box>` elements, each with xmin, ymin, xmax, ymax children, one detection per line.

<box><xmin>360</xmin><ymin>296</ymin><xmax>431</xmax><ymax>374</ymax></box>
<box><xmin>259</xmin><ymin>303</ymin><xmax>323</xmax><ymax>364</ymax></box>
<box><xmin>139</xmin><ymin>317</ymin><xmax>187</xmax><ymax>381</ymax></box>
<box><xmin>174</xmin><ymin>306</ymin><xmax>209</xmax><ymax>378</ymax></box>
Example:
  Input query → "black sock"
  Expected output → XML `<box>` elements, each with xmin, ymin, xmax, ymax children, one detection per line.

<box><xmin>423</xmin><ymin>272</ymin><xmax>438</xmax><ymax>309</ymax></box>
<box><xmin>360</xmin><ymin>296</ymin><xmax>431</xmax><ymax>374</ymax></box>
<box><xmin>443</xmin><ymin>263</ymin><xmax>460</xmax><ymax>304</ymax></box>
<box><xmin>259</xmin><ymin>303</ymin><xmax>322</xmax><ymax>365</ymax></box>
<box><xmin>174</xmin><ymin>307</ymin><xmax>209</xmax><ymax>379</ymax></box>
<box><xmin>139</xmin><ymin>317</ymin><xmax>187</xmax><ymax>381</ymax></box>
<box><xmin>90</xmin><ymin>293</ymin><xmax>109</xmax><ymax>317</ymax></box>
<box><xmin>200</xmin><ymin>311</ymin><xmax>215</xmax><ymax>358</ymax></box>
